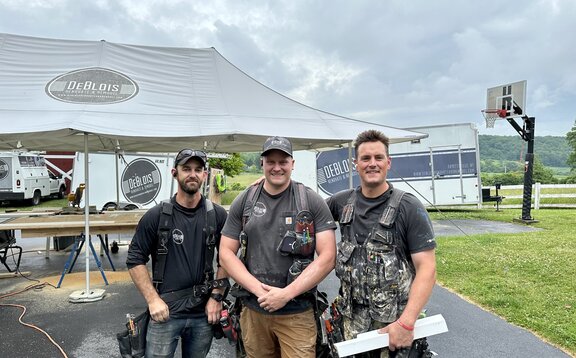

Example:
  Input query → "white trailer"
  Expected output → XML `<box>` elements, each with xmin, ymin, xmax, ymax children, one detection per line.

<box><xmin>292</xmin><ymin>123</ymin><xmax>482</xmax><ymax>207</ymax></box>
<box><xmin>70</xmin><ymin>152</ymin><xmax>176</xmax><ymax>210</ymax></box>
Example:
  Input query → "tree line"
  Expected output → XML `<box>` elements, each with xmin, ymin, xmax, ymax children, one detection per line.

<box><xmin>479</xmin><ymin>134</ymin><xmax>570</xmax><ymax>168</ymax></box>
<box><xmin>481</xmin><ymin>120</ymin><xmax>576</xmax><ymax>184</ymax></box>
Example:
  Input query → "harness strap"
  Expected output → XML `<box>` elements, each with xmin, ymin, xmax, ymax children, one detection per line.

<box><xmin>293</xmin><ymin>180</ymin><xmax>308</xmax><ymax>212</ymax></box>
<box><xmin>203</xmin><ymin>199</ymin><xmax>216</xmax><ymax>280</ymax></box>
<box><xmin>341</xmin><ymin>189</ymin><xmax>356</xmax><ymax>244</ymax></box>
<box><xmin>238</xmin><ymin>182</ymin><xmax>263</xmax><ymax>263</ymax></box>
<box><xmin>152</xmin><ymin>201</ymin><xmax>173</xmax><ymax>286</ymax></box>
<box><xmin>379</xmin><ymin>189</ymin><xmax>405</xmax><ymax>228</ymax></box>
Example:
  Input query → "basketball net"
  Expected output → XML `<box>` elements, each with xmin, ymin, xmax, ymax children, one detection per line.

<box><xmin>481</xmin><ymin>109</ymin><xmax>507</xmax><ymax>128</ymax></box>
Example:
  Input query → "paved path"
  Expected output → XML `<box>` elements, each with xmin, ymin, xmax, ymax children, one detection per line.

<box><xmin>0</xmin><ymin>220</ymin><xmax>572</xmax><ymax>357</ymax></box>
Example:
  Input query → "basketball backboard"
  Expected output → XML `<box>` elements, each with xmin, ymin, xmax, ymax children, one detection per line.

<box><xmin>485</xmin><ymin>80</ymin><xmax>527</xmax><ymax>119</ymax></box>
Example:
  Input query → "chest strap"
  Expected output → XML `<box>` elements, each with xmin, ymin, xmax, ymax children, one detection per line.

<box><xmin>379</xmin><ymin>189</ymin><xmax>405</xmax><ymax>228</ymax></box>
<box><xmin>152</xmin><ymin>201</ymin><xmax>173</xmax><ymax>286</ymax></box>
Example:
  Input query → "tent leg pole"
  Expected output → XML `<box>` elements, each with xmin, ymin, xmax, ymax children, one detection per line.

<box><xmin>68</xmin><ymin>132</ymin><xmax>105</xmax><ymax>303</ymax></box>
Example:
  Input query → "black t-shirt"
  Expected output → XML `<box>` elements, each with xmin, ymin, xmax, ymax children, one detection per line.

<box><xmin>326</xmin><ymin>185</ymin><xmax>436</xmax><ymax>255</ymax></box>
<box><xmin>126</xmin><ymin>195</ymin><xmax>227</xmax><ymax>318</ymax></box>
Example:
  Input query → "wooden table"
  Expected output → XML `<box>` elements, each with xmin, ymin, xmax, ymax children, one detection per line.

<box><xmin>0</xmin><ymin>210</ymin><xmax>145</xmax><ymax>259</ymax></box>
<box><xmin>0</xmin><ymin>210</ymin><xmax>146</xmax><ymax>287</ymax></box>
<box><xmin>0</xmin><ymin>210</ymin><xmax>145</xmax><ymax>238</ymax></box>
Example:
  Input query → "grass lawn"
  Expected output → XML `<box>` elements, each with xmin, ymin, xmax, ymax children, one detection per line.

<box><xmin>496</xmin><ymin>186</ymin><xmax>576</xmax><ymax>206</ymax></box>
<box><xmin>220</xmin><ymin>172</ymin><xmax>262</xmax><ymax>205</ymax></box>
<box><xmin>227</xmin><ymin>172</ymin><xmax>262</xmax><ymax>188</ymax></box>
<box><xmin>429</xmin><ymin>208</ymin><xmax>576</xmax><ymax>356</ymax></box>
<box><xmin>0</xmin><ymin>197</ymin><xmax>68</xmax><ymax>212</ymax></box>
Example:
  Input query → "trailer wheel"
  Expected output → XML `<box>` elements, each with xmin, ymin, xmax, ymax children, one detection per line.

<box><xmin>57</xmin><ymin>185</ymin><xmax>66</xmax><ymax>199</ymax></box>
<box><xmin>102</xmin><ymin>202</ymin><xmax>118</xmax><ymax>211</ymax></box>
<box><xmin>31</xmin><ymin>190</ymin><xmax>41</xmax><ymax>206</ymax></box>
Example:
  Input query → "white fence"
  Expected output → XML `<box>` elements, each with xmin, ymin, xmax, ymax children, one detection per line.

<box><xmin>486</xmin><ymin>183</ymin><xmax>576</xmax><ymax>209</ymax></box>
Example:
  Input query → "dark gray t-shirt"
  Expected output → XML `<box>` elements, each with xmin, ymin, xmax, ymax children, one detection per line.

<box><xmin>222</xmin><ymin>181</ymin><xmax>336</xmax><ymax>314</ymax></box>
<box><xmin>326</xmin><ymin>185</ymin><xmax>436</xmax><ymax>255</ymax></box>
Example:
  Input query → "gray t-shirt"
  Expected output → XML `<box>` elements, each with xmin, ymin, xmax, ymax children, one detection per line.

<box><xmin>327</xmin><ymin>185</ymin><xmax>436</xmax><ymax>254</ymax></box>
<box><xmin>222</xmin><ymin>181</ymin><xmax>336</xmax><ymax>314</ymax></box>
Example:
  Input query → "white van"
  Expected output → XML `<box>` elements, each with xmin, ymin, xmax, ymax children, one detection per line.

<box><xmin>0</xmin><ymin>152</ymin><xmax>67</xmax><ymax>205</ymax></box>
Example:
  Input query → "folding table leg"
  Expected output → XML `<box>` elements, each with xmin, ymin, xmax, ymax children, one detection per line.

<box><xmin>97</xmin><ymin>234</ymin><xmax>116</xmax><ymax>271</ymax></box>
<box><xmin>57</xmin><ymin>239</ymin><xmax>79</xmax><ymax>288</ymax></box>
<box><xmin>68</xmin><ymin>236</ymin><xmax>85</xmax><ymax>273</ymax></box>
<box><xmin>88</xmin><ymin>237</ymin><xmax>109</xmax><ymax>285</ymax></box>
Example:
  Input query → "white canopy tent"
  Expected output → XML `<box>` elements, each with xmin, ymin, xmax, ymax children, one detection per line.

<box><xmin>0</xmin><ymin>32</ymin><xmax>427</xmax><ymax>301</ymax></box>
<box><xmin>0</xmin><ymin>32</ymin><xmax>425</xmax><ymax>152</ymax></box>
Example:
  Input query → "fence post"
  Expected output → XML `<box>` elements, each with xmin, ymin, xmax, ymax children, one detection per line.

<box><xmin>534</xmin><ymin>182</ymin><xmax>540</xmax><ymax>210</ymax></box>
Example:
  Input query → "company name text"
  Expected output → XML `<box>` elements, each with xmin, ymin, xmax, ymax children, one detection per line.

<box><xmin>66</xmin><ymin>81</ymin><xmax>120</xmax><ymax>92</ymax></box>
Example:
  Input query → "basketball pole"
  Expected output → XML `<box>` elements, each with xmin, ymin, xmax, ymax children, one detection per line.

<box><xmin>505</xmin><ymin>115</ymin><xmax>538</xmax><ymax>223</ymax></box>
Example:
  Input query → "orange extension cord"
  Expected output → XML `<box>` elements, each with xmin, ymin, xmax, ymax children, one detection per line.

<box><xmin>0</xmin><ymin>282</ymin><xmax>69</xmax><ymax>358</ymax></box>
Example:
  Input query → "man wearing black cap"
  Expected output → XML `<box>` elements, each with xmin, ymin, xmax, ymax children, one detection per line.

<box><xmin>219</xmin><ymin>136</ymin><xmax>337</xmax><ymax>357</ymax></box>
<box><xmin>127</xmin><ymin>149</ymin><xmax>229</xmax><ymax>358</ymax></box>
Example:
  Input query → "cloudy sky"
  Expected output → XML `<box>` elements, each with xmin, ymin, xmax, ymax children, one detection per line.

<box><xmin>1</xmin><ymin>0</ymin><xmax>575</xmax><ymax>137</ymax></box>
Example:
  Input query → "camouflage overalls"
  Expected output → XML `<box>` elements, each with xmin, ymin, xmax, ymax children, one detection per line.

<box><xmin>335</xmin><ymin>189</ymin><xmax>416</xmax><ymax>358</ymax></box>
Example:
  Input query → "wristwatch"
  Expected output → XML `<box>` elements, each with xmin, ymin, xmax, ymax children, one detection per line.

<box><xmin>210</xmin><ymin>293</ymin><xmax>224</xmax><ymax>302</ymax></box>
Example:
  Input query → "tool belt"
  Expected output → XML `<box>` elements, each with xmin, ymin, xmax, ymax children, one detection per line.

<box><xmin>160</xmin><ymin>278</ymin><xmax>230</xmax><ymax>303</ymax></box>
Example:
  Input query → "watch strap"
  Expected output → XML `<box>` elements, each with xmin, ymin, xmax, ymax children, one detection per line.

<box><xmin>210</xmin><ymin>293</ymin><xmax>224</xmax><ymax>302</ymax></box>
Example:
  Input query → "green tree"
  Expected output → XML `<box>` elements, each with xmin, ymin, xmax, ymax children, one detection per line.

<box><xmin>208</xmin><ymin>153</ymin><xmax>244</xmax><ymax>177</ymax></box>
<box><xmin>481</xmin><ymin>172</ymin><xmax>523</xmax><ymax>186</ymax></box>
<box><xmin>479</xmin><ymin>134</ymin><xmax>570</xmax><ymax>168</ymax></box>
<box><xmin>532</xmin><ymin>156</ymin><xmax>556</xmax><ymax>184</ymax></box>
<box><xmin>240</xmin><ymin>152</ymin><xmax>262</xmax><ymax>173</ymax></box>
<box><xmin>240</xmin><ymin>152</ymin><xmax>260</xmax><ymax>168</ymax></box>
<box><xmin>567</xmin><ymin>120</ymin><xmax>576</xmax><ymax>173</ymax></box>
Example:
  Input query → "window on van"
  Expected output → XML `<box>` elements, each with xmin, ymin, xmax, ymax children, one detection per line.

<box><xmin>18</xmin><ymin>156</ymin><xmax>45</xmax><ymax>167</ymax></box>
<box><xmin>18</xmin><ymin>156</ymin><xmax>28</xmax><ymax>167</ymax></box>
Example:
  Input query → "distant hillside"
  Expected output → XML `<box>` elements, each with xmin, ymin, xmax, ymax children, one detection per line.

<box><xmin>479</xmin><ymin>135</ymin><xmax>570</xmax><ymax>168</ymax></box>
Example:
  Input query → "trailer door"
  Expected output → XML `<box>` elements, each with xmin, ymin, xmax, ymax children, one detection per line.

<box><xmin>429</xmin><ymin>145</ymin><xmax>478</xmax><ymax>205</ymax></box>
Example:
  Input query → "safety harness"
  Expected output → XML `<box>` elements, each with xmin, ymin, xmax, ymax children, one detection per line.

<box><xmin>230</xmin><ymin>181</ymin><xmax>331</xmax><ymax>357</ymax></box>
<box><xmin>152</xmin><ymin>198</ymin><xmax>229</xmax><ymax>304</ymax></box>
<box><xmin>237</xmin><ymin>180</ymin><xmax>309</xmax><ymax>263</ymax></box>
<box><xmin>214</xmin><ymin>173</ymin><xmax>227</xmax><ymax>193</ymax></box>
<box><xmin>336</xmin><ymin>187</ymin><xmax>412</xmax><ymax>322</ymax></box>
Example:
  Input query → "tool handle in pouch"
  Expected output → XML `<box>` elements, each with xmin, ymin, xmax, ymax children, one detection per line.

<box><xmin>278</xmin><ymin>230</ymin><xmax>298</xmax><ymax>255</ymax></box>
<box><xmin>126</xmin><ymin>313</ymin><xmax>138</xmax><ymax>337</ymax></box>
<box><xmin>278</xmin><ymin>230</ymin><xmax>315</xmax><ymax>256</ymax></box>
<box><xmin>287</xmin><ymin>258</ymin><xmax>312</xmax><ymax>285</ymax></box>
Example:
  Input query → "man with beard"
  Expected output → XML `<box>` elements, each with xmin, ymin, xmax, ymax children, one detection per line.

<box><xmin>127</xmin><ymin>149</ymin><xmax>228</xmax><ymax>358</ymax></box>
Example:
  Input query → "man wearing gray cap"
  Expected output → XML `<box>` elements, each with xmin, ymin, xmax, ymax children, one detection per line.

<box><xmin>127</xmin><ymin>149</ymin><xmax>229</xmax><ymax>358</ymax></box>
<box><xmin>219</xmin><ymin>136</ymin><xmax>337</xmax><ymax>357</ymax></box>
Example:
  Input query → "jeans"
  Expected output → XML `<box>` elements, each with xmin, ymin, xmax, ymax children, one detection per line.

<box><xmin>145</xmin><ymin>316</ymin><xmax>214</xmax><ymax>358</ymax></box>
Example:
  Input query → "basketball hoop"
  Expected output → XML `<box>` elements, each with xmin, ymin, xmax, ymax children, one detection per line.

<box><xmin>481</xmin><ymin>109</ymin><xmax>507</xmax><ymax>128</ymax></box>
